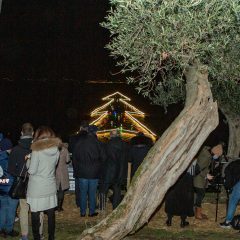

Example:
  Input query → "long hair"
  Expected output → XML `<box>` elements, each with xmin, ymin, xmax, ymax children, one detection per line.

<box><xmin>33</xmin><ymin>126</ymin><xmax>56</xmax><ymax>142</ymax></box>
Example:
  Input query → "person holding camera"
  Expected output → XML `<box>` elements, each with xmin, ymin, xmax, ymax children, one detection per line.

<box><xmin>193</xmin><ymin>144</ymin><xmax>223</xmax><ymax>220</ymax></box>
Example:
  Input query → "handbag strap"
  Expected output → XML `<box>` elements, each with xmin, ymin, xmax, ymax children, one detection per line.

<box><xmin>19</xmin><ymin>162</ymin><xmax>27</xmax><ymax>177</ymax></box>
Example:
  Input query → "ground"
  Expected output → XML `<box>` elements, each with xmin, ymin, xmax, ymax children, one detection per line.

<box><xmin>12</xmin><ymin>192</ymin><xmax>240</xmax><ymax>240</ymax></box>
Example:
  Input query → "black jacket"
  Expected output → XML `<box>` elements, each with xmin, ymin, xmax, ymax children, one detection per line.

<box><xmin>103</xmin><ymin>137</ymin><xmax>129</xmax><ymax>185</ymax></box>
<box><xmin>69</xmin><ymin>131</ymin><xmax>87</xmax><ymax>154</ymax></box>
<box><xmin>8</xmin><ymin>137</ymin><xmax>32</xmax><ymax>176</ymax></box>
<box><xmin>129</xmin><ymin>135</ymin><xmax>152</xmax><ymax>178</ymax></box>
<box><xmin>73</xmin><ymin>133</ymin><xmax>106</xmax><ymax>179</ymax></box>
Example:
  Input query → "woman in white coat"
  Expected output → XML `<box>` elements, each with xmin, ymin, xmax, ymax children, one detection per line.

<box><xmin>27</xmin><ymin>126</ymin><xmax>61</xmax><ymax>240</ymax></box>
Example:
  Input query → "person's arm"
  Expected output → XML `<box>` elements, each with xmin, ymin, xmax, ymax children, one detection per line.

<box><xmin>28</xmin><ymin>151</ymin><xmax>40</xmax><ymax>175</ymax></box>
<box><xmin>65</xmin><ymin>148</ymin><xmax>71</xmax><ymax>164</ymax></box>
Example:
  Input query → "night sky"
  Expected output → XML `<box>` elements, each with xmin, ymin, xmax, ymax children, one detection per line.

<box><xmin>0</xmin><ymin>0</ymin><xmax>228</xmax><ymax>145</ymax></box>
<box><xmin>0</xmin><ymin>0</ymin><xmax>113</xmax><ymax>80</ymax></box>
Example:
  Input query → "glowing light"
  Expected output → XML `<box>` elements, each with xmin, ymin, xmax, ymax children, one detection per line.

<box><xmin>89</xmin><ymin>91</ymin><xmax>157</xmax><ymax>142</ymax></box>
<box><xmin>96</xmin><ymin>128</ymin><xmax>155</xmax><ymax>141</ymax></box>
<box><xmin>102</xmin><ymin>91</ymin><xmax>131</xmax><ymax>101</ymax></box>
<box><xmin>90</xmin><ymin>112</ymin><xmax>108</xmax><ymax>126</ymax></box>
<box><xmin>97</xmin><ymin>128</ymin><xmax>138</xmax><ymax>134</ymax></box>
<box><xmin>119</xmin><ymin>99</ymin><xmax>145</xmax><ymax>115</ymax></box>
<box><xmin>90</xmin><ymin>99</ymin><xmax>114</xmax><ymax>116</ymax></box>
<box><xmin>125</xmin><ymin>111</ymin><xmax>157</xmax><ymax>137</ymax></box>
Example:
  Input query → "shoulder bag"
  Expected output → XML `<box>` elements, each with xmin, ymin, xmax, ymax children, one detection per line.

<box><xmin>9</xmin><ymin>163</ymin><xmax>29</xmax><ymax>199</ymax></box>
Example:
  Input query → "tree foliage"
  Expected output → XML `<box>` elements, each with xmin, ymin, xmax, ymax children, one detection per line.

<box><xmin>102</xmin><ymin>0</ymin><xmax>240</xmax><ymax>112</ymax></box>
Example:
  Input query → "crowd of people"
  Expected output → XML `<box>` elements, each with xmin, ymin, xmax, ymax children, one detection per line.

<box><xmin>0</xmin><ymin>121</ymin><xmax>240</xmax><ymax>239</ymax></box>
<box><xmin>0</xmin><ymin>124</ymin><xmax>70</xmax><ymax>239</ymax></box>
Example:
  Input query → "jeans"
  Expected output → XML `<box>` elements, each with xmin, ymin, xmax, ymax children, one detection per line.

<box><xmin>75</xmin><ymin>179</ymin><xmax>80</xmax><ymax>207</ymax></box>
<box><xmin>0</xmin><ymin>195</ymin><xmax>19</xmax><ymax>232</ymax></box>
<box><xmin>78</xmin><ymin>178</ymin><xmax>98</xmax><ymax>215</ymax></box>
<box><xmin>226</xmin><ymin>181</ymin><xmax>240</xmax><ymax>222</ymax></box>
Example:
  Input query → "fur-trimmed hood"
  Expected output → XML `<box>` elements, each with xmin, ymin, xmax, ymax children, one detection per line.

<box><xmin>31</xmin><ymin>137</ymin><xmax>62</xmax><ymax>152</ymax></box>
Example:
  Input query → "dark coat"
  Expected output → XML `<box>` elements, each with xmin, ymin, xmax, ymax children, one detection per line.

<box><xmin>165</xmin><ymin>172</ymin><xmax>194</xmax><ymax>217</ymax></box>
<box><xmin>8</xmin><ymin>137</ymin><xmax>32</xmax><ymax>176</ymax></box>
<box><xmin>193</xmin><ymin>146</ymin><xmax>212</xmax><ymax>189</ymax></box>
<box><xmin>103</xmin><ymin>137</ymin><xmax>129</xmax><ymax>185</ymax></box>
<box><xmin>69</xmin><ymin>131</ymin><xmax>87</xmax><ymax>154</ymax></box>
<box><xmin>73</xmin><ymin>133</ymin><xmax>106</xmax><ymax>179</ymax></box>
<box><xmin>129</xmin><ymin>135</ymin><xmax>152</xmax><ymax>178</ymax></box>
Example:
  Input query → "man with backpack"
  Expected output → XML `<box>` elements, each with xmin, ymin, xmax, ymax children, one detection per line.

<box><xmin>0</xmin><ymin>132</ymin><xmax>19</xmax><ymax>238</ymax></box>
<box><xmin>193</xmin><ymin>143</ymin><xmax>223</xmax><ymax>220</ymax></box>
<box><xmin>220</xmin><ymin>158</ymin><xmax>240</xmax><ymax>229</ymax></box>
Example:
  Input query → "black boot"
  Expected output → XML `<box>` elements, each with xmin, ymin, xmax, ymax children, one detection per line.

<box><xmin>180</xmin><ymin>216</ymin><xmax>189</xmax><ymax>228</ymax></box>
<box><xmin>166</xmin><ymin>219</ymin><xmax>172</xmax><ymax>226</ymax></box>
<box><xmin>166</xmin><ymin>214</ymin><xmax>172</xmax><ymax>226</ymax></box>
<box><xmin>57</xmin><ymin>198</ymin><xmax>64</xmax><ymax>212</ymax></box>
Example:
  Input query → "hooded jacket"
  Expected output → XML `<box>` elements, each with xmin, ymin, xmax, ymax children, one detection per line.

<box><xmin>8</xmin><ymin>136</ymin><xmax>33</xmax><ymax>176</ymax></box>
<box><xmin>27</xmin><ymin>137</ymin><xmax>61</xmax><ymax>198</ymax></box>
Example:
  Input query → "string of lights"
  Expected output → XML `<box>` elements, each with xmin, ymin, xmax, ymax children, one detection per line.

<box><xmin>89</xmin><ymin>91</ymin><xmax>157</xmax><ymax>141</ymax></box>
<box><xmin>90</xmin><ymin>99</ymin><xmax>114</xmax><ymax>117</ymax></box>
<box><xmin>90</xmin><ymin>112</ymin><xmax>108</xmax><ymax>125</ymax></box>
<box><xmin>125</xmin><ymin>111</ymin><xmax>157</xmax><ymax>137</ymax></box>
<box><xmin>119</xmin><ymin>99</ymin><xmax>145</xmax><ymax>116</ymax></box>
<box><xmin>102</xmin><ymin>91</ymin><xmax>131</xmax><ymax>101</ymax></box>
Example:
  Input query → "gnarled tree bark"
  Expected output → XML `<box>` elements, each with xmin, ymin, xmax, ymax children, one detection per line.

<box><xmin>77</xmin><ymin>62</ymin><xmax>218</xmax><ymax>240</ymax></box>
<box><xmin>219</xmin><ymin>106</ymin><xmax>240</xmax><ymax>158</ymax></box>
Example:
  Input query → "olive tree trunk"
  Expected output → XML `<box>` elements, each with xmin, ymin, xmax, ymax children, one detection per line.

<box><xmin>77</xmin><ymin>63</ymin><xmax>218</xmax><ymax>240</ymax></box>
<box><xmin>219</xmin><ymin>106</ymin><xmax>240</xmax><ymax>158</ymax></box>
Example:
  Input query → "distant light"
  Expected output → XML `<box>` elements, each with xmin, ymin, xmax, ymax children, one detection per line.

<box><xmin>125</xmin><ymin>112</ymin><xmax>157</xmax><ymax>137</ymax></box>
<box><xmin>102</xmin><ymin>91</ymin><xmax>131</xmax><ymax>101</ymax></box>
<box><xmin>90</xmin><ymin>99</ymin><xmax>114</xmax><ymax>116</ymax></box>
<box><xmin>89</xmin><ymin>91</ymin><xmax>157</xmax><ymax>141</ymax></box>
<box><xmin>90</xmin><ymin>112</ymin><xmax>108</xmax><ymax>125</ymax></box>
<box><xmin>119</xmin><ymin>99</ymin><xmax>145</xmax><ymax>115</ymax></box>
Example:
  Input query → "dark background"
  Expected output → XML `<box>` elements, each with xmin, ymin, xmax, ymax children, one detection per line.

<box><xmin>0</xmin><ymin>0</ymin><xmax>228</xmax><ymax>145</ymax></box>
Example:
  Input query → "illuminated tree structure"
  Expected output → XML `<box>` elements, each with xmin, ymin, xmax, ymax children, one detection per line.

<box><xmin>90</xmin><ymin>91</ymin><xmax>157</xmax><ymax>141</ymax></box>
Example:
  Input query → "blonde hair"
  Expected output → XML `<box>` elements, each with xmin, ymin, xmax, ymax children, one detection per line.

<box><xmin>33</xmin><ymin>126</ymin><xmax>56</xmax><ymax>142</ymax></box>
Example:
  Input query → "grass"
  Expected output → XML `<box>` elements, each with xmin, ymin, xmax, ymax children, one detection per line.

<box><xmin>10</xmin><ymin>221</ymin><xmax>240</xmax><ymax>240</ymax></box>
<box><xmin>133</xmin><ymin>228</ymin><xmax>240</xmax><ymax>240</ymax></box>
<box><xmin>9</xmin><ymin>191</ymin><xmax>240</xmax><ymax>240</ymax></box>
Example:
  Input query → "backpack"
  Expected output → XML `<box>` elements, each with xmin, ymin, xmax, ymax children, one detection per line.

<box><xmin>0</xmin><ymin>171</ymin><xmax>14</xmax><ymax>195</ymax></box>
<box><xmin>231</xmin><ymin>215</ymin><xmax>240</xmax><ymax>230</ymax></box>
<box><xmin>224</xmin><ymin>159</ymin><xmax>240</xmax><ymax>191</ymax></box>
<box><xmin>0</xmin><ymin>150</ymin><xmax>14</xmax><ymax>195</ymax></box>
